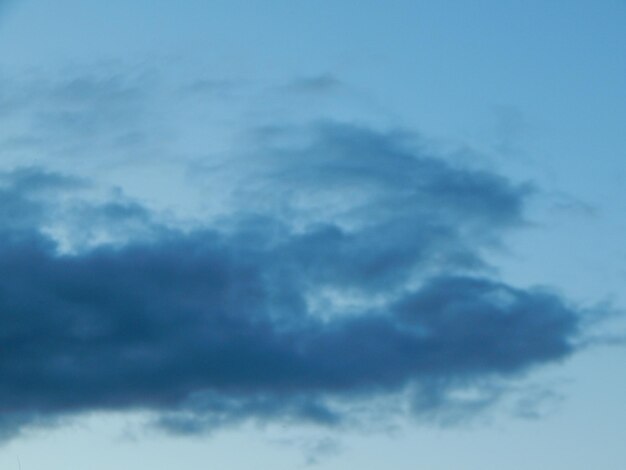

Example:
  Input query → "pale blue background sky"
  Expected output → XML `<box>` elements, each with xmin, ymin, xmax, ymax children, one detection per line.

<box><xmin>0</xmin><ymin>1</ymin><xmax>625</xmax><ymax>469</ymax></box>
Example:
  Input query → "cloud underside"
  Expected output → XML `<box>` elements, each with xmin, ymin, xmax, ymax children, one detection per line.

<box><xmin>0</xmin><ymin>121</ymin><xmax>579</xmax><ymax>439</ymax></box>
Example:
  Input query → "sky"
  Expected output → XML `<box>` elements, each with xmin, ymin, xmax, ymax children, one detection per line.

<box><xmin>0</xmin><ymin>1</ymin><xmax>625</xmax><ymax>469</ymax></box>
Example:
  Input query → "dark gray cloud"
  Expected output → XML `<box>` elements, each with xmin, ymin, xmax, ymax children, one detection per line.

<box><xmin>0</xmin><ymin>167</ymin><xmax>84</xmax><ymax>237</ymax></box>
<box><xmin>0</xmin><ymin>228</ymin><xmax>578</xmax><ymax>438</ymax></box>
<box><xmin>0</xmin><ymin>123</ymin><xmax>582</xmax><ymax>440</ymax></box>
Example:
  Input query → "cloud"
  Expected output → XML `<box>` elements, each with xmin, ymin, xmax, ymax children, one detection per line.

<box><xmin>272</xmin><ymin>435</ymin><xmax>343</xmax><ymax>467</ymax></box>
<box><xmin>284</xmin><ymin>74</ymin><xmax>343</xmax><ymax>94</ymax></box>
<box><xmin>183</xmin><ymin>78</ymin><xmax>241</xmax><ymax>96</ymax></box>
<box><xmin>0</xmin><ymin>70</ymin><xmax>152</xmax><ymax>163</ymax></box>
<box><xmin>0</xmin><ymin>123</ymin><xmax>583</xmax><ymax>440</ymax></box>
<box><xmin>0</xmin><ymin>167</ymin><xmax>84</xmax><ymax>237</ymax></box>
<box><xmin>0</xmin><ymin>226</ymin><xmax>578</xmax><ymax>438</ymax></box>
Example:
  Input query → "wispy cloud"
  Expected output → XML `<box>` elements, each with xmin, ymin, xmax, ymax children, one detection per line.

<box><xmin>283</xmin><ymin>74</ymin><xmax>343</xmax><ymax>94</ymax></box>
<box><xmin>0</xmin><ymin>69</ymin><xmax>155</xmax><ymax>165</ymax></box>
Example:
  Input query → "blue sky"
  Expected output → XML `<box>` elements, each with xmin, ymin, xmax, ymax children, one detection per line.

<box><xmin>0</xmin><ymin>1</ymin><xmax>625</xmax><ymax>468</ymax></box>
